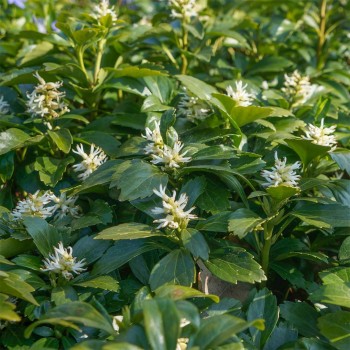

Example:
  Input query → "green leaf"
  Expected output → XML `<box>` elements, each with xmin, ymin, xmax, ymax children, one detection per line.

<box><xmin>71</xmin><ymin>199</ymin><xmax>112</xmax><ymax>231</ymax></box>
<box><xmin>339</xmin><ymin>237</ymin><xmax>350</xmax><ymax>261</ymax></box>
<box><xmin>19</xmin><ymin>41</ymin><xmax>53</xmax><ymax>66</ymax></box>
<box><xmin>155</xmin><ymin>285</ymin><xmax>219</xmax><ymax>302</ymax></box>
<box><xmin>0</xmin><ymin>271</ymin><xmax>38</xmax><ymax>305</ymax></box>
<box><xmin>267</xmin><ymin>185</ymin><xmax>300</xmax><ymax>201</ymax></box>
<box><xmin>181</xmin><ymin>228</ymin><xmax>210</xmax><ymax>260</ymax></box>
<box><xmin>96</xmin><ymin>223</ymin><xmax>162</xmax><ymax>241</ymax></box>
<box><xmin>24</xmin><ymin>302</ymin><xmax>115</xmax><ymax>338</ymax></box>
<box><xmin>280</xmin><ymin>301</ymin><xmax>320</xmax><ymax>337</ymax></box>
<box><xmin>192</xmin><ymin>145</ymin><xmax>237</xmax><ymax>161</ymax></box>
<box><xmin>285</xmin><ymin>139</ymin><xmax>330</xmax><ymax>166</ymax></box>
<box><xmin>0</xmin><ymin>294</ymin><xmax>21</xmax><ymax>322</ymax></box>
<box><xmin>179</xmin><ymin>176</ymin><xmax>206</xmax><ymax>208</ymax></box>
<box><xmin>73</xmin><ymin>28</ymin><xmax>101</xmax><ymax>46</ymax></box>
<box><xmin>176</xmin><ymin>75</ymin><xmax>218</xmax><ymax>100</ymax></box>
<box><xmin>248</xmin><ymin>56</ymin><xmax>293</xmax><ymax>75</ymax></box>
<box><xmin>108</xmin><ymin>66</ymin><xmax>166</xmax><ymax>79</ymax></box>
<box><xmin>292</xmin><ymin>203</ymin><xmax>350</xmax><ymax>228</ymax></box>
<box><xmin>205</xmin><ymin>247</ymin><xmax>266</xmax><ymax>284</ymax></box>
<box><xmin>149</xmin><ymin>249</ymin><xmax>196</xmax><ymax>290</ymax></box>
<box><xmin>23</xmin><ymin>217</ymin><xmax>64</xmax><ymax>258</ymax></box>
<box><xmin>0</xmin><ymin>238</ymin><xmax>34</xmax><ymax>258</ymax></box>
<box><xmin>92</xmin><ymin>239</ymin><xmax>160</xmax><ymax>275</ymax></box>
<box><xmin>48</xmin><ymin>128</ymin><xmax>73</xmax><ymax>154</ymax></box>
<box><xmin>309</xmin><ymin>283</ymin><xmax>350</xmax><ymax>308</ymax></box>
<box><xmin>143</xmin><ymin>298</ymin><xmax>180</xmax><ymax>350</ymax></box>
<box><xmin>0</xmin><ymin>152</ymin><xmax>14</xmax><ymax>182</ymax></box>
<box><xmin>78</xmin><ymin>132</ymin><xmax>121</xmax><ymax>157</ymax></box>
<box><xmin>228</xmin><ymin>208</ymin><xmax>263</xmax><ymax>239</ymax></box>
<box><xmin>75</xmin><ymin>276</ymin><xmax>119</xmax><ymax>292</ymax></box>
<box><xmin>320</xmin><ymin>267</ymin><xmax>350</xmax><ymax>284</ymax></box>
<box><xmin>247</xmin><ymin>288</ymin><xmax>278</xmax><ymax>348</ymax></box>
<box><xmin>0</xmin><ymin>128</ymin><xmax>32</xmax><ymax>155</ymax></box>
<box><xmin>330</xmin><ymin>149</ymin><xmax>350</xmax><ymax>175</ymax></box>
<box><xmin>275</xmin><ymin>251</ymin><xmax>328</xmax><ymax>263</ymax></box>
<box><xmin>190</xmin><ymin>314</ymin><xmax>264</xmax><ymax>349</ymax></box>
<box><xmin>160</xmin><ymin>109</ymin><xmax>176</xmax><ymax>145</ymax></box>
<box><xmin>318</xmin><ymin>311</ymin><xmax>350</xmax><ymax>350</ymax></box>
<box><xmin>34</xmin><ymin>156</ymin><xmax>75</xmax><ymax>186</ymax></box>
<box><xmin>228</xmin><ymin>106</ymin><xmax>275</xmax><ymax>127</ymax></box>
<box><xmin>117</xmin><ymin>160</ymin><xmax>168</xmax><ymax>201</ymax></box>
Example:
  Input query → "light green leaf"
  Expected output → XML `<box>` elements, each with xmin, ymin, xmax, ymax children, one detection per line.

<box><xmin>176</xmin><ymin>75</ymin><xmax>218</xmax><ymax>100</ymax></box>
<box><xmin>0</xmin><ymin>293</ymin><xmax>21</xmax><ymax>322</ymax></box>
<box><xmin>267</xmin><ymin>185</ymin><xmax>300</xmax><ymax>201</ymax></box>
<box><xmin>228</xmin><ymin>208</ymin><xmax>263</xmax><ymax>239</ymax></box>
<box><xmin>48</xmin><ymin>128</ymin><xmax>73</xmax><ymax>154</ymax></box>
<box><xmin>96</xmin><ymin>223</ymin><xmax>161</xmax><ymax>241</ymax></box>
<box><xmin>0</xmin><ymin>128</ymin><xmax>31</xmax><ymax>155</ymax></box>
<box><xmin>248</xmin><ymin>56</ymin><xmax>293</xmax><ymax>75</ymax></box>
<box><xmin>318</xmin><ymin>311</ymin><xmax>350</xmax><ymax>350</ymax></box>
<box><xmin>309</xmin><ymin>283</ymin><xmax>350</xmax><ymax>308</ymax></box>
<box><xmin>75</xmin><ymin>276</ymin><xmax>119</xmax><ymax>292</ymax></box>
<box><xmin>34</xmin><ymin>156</ymin><xmax>74</xmax><ymax>186</ymax></box>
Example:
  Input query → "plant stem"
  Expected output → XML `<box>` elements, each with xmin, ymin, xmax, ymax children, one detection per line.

<box><xmin>94</xmin><ymin>38</ymin><xmax>106</xmax><ymax>85</ymax></box>
<box><xmin>317</xmin><ymin>0</ymin><xmax>327</xmax><ymax>69</ymax></box>
<box><xmin>76</xmin><ymin>46</ymin><xmax>89</xmax><ymax>84</ymax></box>
<box><xmin>261</xmin><ymin>223</ymin><xmax>273</xmax><ymax>287</ymax></box>
<box><xmin>180</xmin><ymin>23</ymin><xmax>189</xmax><ymax>74</ymax></box>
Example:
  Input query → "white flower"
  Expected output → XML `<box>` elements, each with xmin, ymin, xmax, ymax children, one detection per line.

<box><xmin>261</xmin><ymin>152</ymin><xmax>301</xmax><ymax>188</ymax></box>
<box><xmin>282</xmin><ymin>70</ymin><xmax>319</xmax><ymax>106</ymax></box>
<box><xmin>49</xmin><ymin>192</ymin><xmax>80</xmax><ymax>219</ymax></box>
<box><xmin>151</xmin><ymin>142</ymin><xmax>191</xmax><ymax>169</ymax></box>
<box><xmin>112</xmin><ymin>315</ymin><xmax>123</xmax><ymax>332</ymax></box>
<box><xmin>94</xmin><ymin>0</ymin><xmax>117</xmax><ymax>24</ymax></box>
<box><xmin>12</xmin><ymin>191</ymin><xmax>55</xmax><ymax>220</ymax></box>
<box><xmin>142</xmin><ymin>121</ymin><xmax>191</xmax><ymax>169</ymax></box>
<box><xmin>142</xmin><ymin>120</ymin><xmax>164</xmax><ymax>155</ymax></box>
<box><xmin>72</xmin><ymin>143</ymin><xmax>108</xmax><ymax>180</ymax></box>
<box><xmin>302</xmin><ymin>118</ymin><xmax>337</xmax><ymax>149</ymax></box>
<box><xmin>226</xmin><ymin>81</ymin><xmax>255</xmax><ymax>107</ymax></box>
<box><xmin>152</xmin><ymin>185</ymin><xmax>197</xmax><ymax>230</ymax></box>
<box><xmin>0</xmin><ymin>96</ymin><xmax>10</xmax><ymax>114</ymax></box>
<box><xmin>27</xmin><ymin>72</ymin><xmax>69</xmax><ymax>120</ymax></box>
<box><xmin>169</xmin><ymin>0</ymin><xmax>198</xmax><ymax>21</ymax></box>
<box><xmin>42</xmin><ymin>242</ymin><xmax>86</xmax><ymax>280</ymax></box>
<box><xmin>177</xmin><ymin>95</ymin><xmax>211</xmax><ymax>123</ymax></box>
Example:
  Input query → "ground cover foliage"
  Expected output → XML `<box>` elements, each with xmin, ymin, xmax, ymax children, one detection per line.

<box><xmin>0</xmin><ymin>0</ymin><xmax>350</xmax><ymax>349</ymax></box>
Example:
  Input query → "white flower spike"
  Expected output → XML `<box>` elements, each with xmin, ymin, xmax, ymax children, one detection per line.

<box><xmin>226</xmin><ymin>81</ymin><xmax>255</xmax><ymax>107</ymax></box>
<box><xmin>27</xmin><ymin>72</ymin><xmax>69</xmax><ymax>121</ymax></box>
<box><xmin>152</xmin><ymin>184</ymin><xmax>197</xmax><ymax>230</ymax></box>
<box><xmin>261</xmin><ymin>152</ymin><xmax>301</xmax><ymax>188</ymax></box>
<box><xmin>42</xmin><ymin>242</ymin><xmax>86</xmax><ymax>280</ymax></box>
<box><xmin>302</xmin><ymin>118</ymin><xmax>337</xmax><ymax>149</ymax></box>
<box><xmin>72</xmin><ymin>143</ymin><xmax>108</xmax><ymax>180</ymax></box>
<box><xmin>177</xmin><ymin>95</ymin><xmax>210</xmax><ymax>123</ymax></box>
<box><xmin>49</xmin><ymin>192</ymin><xmax>80</xmax><ymax>220</ymax></box>
<box><xmin>169</xmin><ymin>0</ymin><xmax>198</xmax><ymax>21</ymax></box>
<box><xmin>94</xmin><ymin>0</ymin><xmax>117</xmax><ymax>24</ymax></box>
<box><xmin>12</xmin><ymin>190</ymin><xmax>55</xmax><ymax>220</ymax></box>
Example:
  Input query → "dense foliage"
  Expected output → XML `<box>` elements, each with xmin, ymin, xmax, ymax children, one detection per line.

<box><xmin>1</xmin><ymin>0</ymin><xmax>350</xmax><ymax>349</ymax></box>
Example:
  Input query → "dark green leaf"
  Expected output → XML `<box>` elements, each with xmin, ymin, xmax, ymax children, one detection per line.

<box><xmin>181</xmin><ymin>228</ymin><xmax>210</xmax><ymax>260</ymax></box>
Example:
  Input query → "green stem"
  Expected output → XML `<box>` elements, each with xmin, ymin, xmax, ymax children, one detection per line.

<box><xmin>76</xmin><ymin>46</ymin><xmax>89</xmax><ymax>84</ymax></box>
<box><xmin>94</xmin><ymin>38</ymin><xmax>107</xmax><ymax>85</ymax></box>
<box><xmin>261</xmin><ymin>223</ymin><xmax>273</xmax><ymax>287</ymax></box>
<box><xmin>317</xmin><ymin>0</ymin><xmax>327</xmax><ymax>69</ymax></box>
<box><xmin>180</xmin><ymin>21</ymin><xmax>189</xmax><ymax>74</ymax></box>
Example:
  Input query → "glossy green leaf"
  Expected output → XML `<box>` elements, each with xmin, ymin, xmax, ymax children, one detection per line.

<box><xmin>0</xmin><ymin>294</ymin><xmax>21</xmax><ymax>322</ymax></box>
<box><xmin>96</xmin><ymin>223</ymin><xmax>161</xmax><ymax>241</ymax></box>
<box><xmin>228</xmin><ymin>208</ymin><xmax>263</xmax><ymax>238</ymax></box>
<box><xmin>149</xmin><ymin>249</ymin><xmax>196</xmax><ymax>290</ymax></box>
<box><xmin>309</xmin><ymin>283</ymin><xmax>350</xmax><ymax>308</ymax></box>
<box><xmin>247</xmin><ymin>288</ymin><xmax>278</xmax><ymax>348</ymax></box>
<box><xmin>74</xmin><ymin>276</ymin><xmax>119</xmax><ymax>292</ymax></box>
<box><xmin>0</xmin><ymin>128</ymin><xmax>32</xmax><ymax>155</ymax></box>
<box><xmin>330</xmin><ymin>148</ymin><xmax>350</xmax><ymax>175</ymax></box>
<box><xmin>176</xmin><ymin>75</ymin><xmax>217</xmax><ymax>100</ymax></box>
<box><xmin>24</xmin><ymin>302</ymin><xmax>115</xmax><ymax>338</ymax></box>
<box><xmin>267</xmin><ymin>185</ymin><xmax>300</xmax><ymax>201</ymax></box>
<box><xmin>48</xmin><ymin>128</ymin><xmax>73</xmax><ymax>154</ymax></box>
<box><xmin>181</xmin><ymin>228</ymin><xmax>209</xmax><ymax>260</ymax></box>
<box><xmin>318</xmin><ymin>311</ymin><xmax>350</xmax><ymax>350</ymax></box>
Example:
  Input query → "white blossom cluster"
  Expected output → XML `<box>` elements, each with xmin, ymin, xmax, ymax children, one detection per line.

<box><xmin>302</xmin><ymin>118</ymin><xmax>337</xmax><ymax>149</ymax></box>
<box><xmin>226</xmin><ymin>81</ymin><xmax>255</xmax><ymax>107</ymax></box>
<box><xmin>261</xmin><ymin>152</ymin><xmax>301</xmax><ymax>188</ymax></box>
<box><xmin>0</xmin><ymin>96</ymin><xmax>10</xmax><ymax>114</ymax></box>
<box><xmin>12</xmin><ymin>191</ymin><xmax>80</xmax><ymax>221</ymax></box>
<box><xmin>282</xmin><ymin>70</ymin><xmax>318</xmax><ymax>106</ymax></box>
<box><xmin>26</xmin><ymin>72</ymin><xmax>69</xmax><ymax>126</ymax></box>
<box><xmin>42</xmin><ymin>242</ymin><xmax>86</xmax><ymax>280</ymax></box>
<box><xmin>72</xmin><ymin>143</ymin><xmax>108</xmax><ymax>180</ymax></box>
<box><xmin>142</xmin><ymin>120</ymin><xmax>191</xmax><ymax>169</ymax></box>
<box><xmin>152</xmin><ymin>184</ymin><xmax>197</xmax><ymax>230</ymax></box>
<box><xmin>94</xmin><ymin>0</ymin><xmax>117</xmax><ymax>24</ymax></box>
<box><xmin>177</xmin><ymin>95</ymin><xmax>211</xmax><ymax>123</ymax></box>
<box><xmin>169</xmin><ymin>0</ymin><xmax>198</xmax><ymax>21</ymax></box>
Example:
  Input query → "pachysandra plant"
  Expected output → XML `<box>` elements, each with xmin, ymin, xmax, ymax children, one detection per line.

<box><xmin>0</xmin><ymin>0</ymin><xmax>350</xmax><ymax>349</ymax></box>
